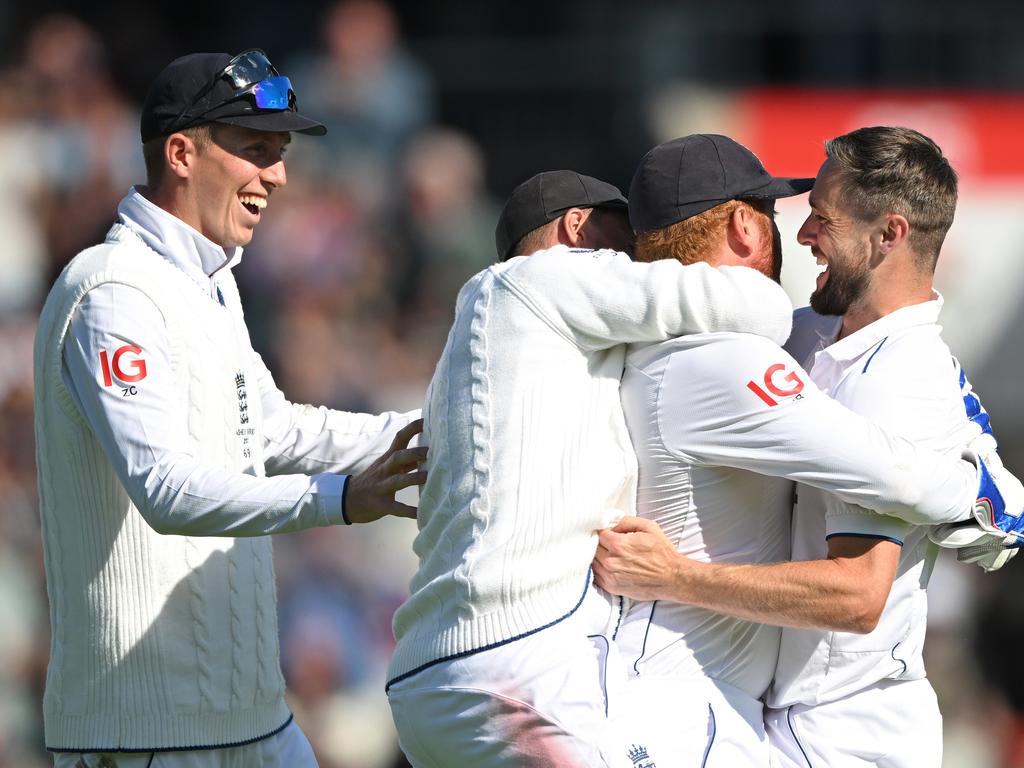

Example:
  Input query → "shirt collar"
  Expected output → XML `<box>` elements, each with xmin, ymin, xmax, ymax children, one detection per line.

<box><xmin>117</xmin><ymin>187</ymin><xmax>243</xmax><ymax>284</ymax></box>
<box><xmin>820</xmin><ymin>292</ymin><xmax>944</xmax><ymax>364</ymax></box>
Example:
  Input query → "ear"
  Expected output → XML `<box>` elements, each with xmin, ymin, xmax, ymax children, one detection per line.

<box><xmin>557</xmin><ymin>208</ymin><xmax>590</xmax><ymax>247</ymax></box>
<box><xmin>877</xmin><ymin>213</ymin><xmax>910</xmax><ymax>255</ymax></box>
<box><xmin>724</xmin><ymin>204</ymin><xmax>760</xmax><ymax>259</ymax></box>
<box><xmin>165</xmin><ymin>133</ymin><xmax>200</xmax><ymax>180</ymax></box>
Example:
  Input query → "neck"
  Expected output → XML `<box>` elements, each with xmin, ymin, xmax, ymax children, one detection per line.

<box><xmin>839</xmin><ymin>273</ymin><xmax>935</xmax><ymax>339</ymax></box>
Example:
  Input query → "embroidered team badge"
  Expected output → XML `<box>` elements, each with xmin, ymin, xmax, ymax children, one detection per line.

<box><xmin>746</xmin><ymin>363</ymin><xmax>805</xmax><ymax>407</ymax></box>
<box><xmin>628</xmin><ymin>743</ymin><xmax>657</xmax><ymax>767</ymax></box>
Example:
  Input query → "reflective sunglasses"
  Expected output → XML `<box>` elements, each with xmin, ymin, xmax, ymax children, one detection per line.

<box><xmin>172</xmin><ymin>48</ymin><xmax>296</xmax><ymax>129</ymax></box>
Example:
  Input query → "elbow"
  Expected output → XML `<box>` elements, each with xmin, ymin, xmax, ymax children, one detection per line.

<box><xmin>838</xmin><ymin>595</ymin><xmax>886</xmax><ymax>634</ymax></box>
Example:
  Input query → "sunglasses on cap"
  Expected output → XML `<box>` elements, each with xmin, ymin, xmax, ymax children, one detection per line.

<box><xmin>171</xmin><ymin>48</ymin><xmax>296</xmax><ymax>130</ymax></box>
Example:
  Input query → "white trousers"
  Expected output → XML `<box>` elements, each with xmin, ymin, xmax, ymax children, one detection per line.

<box><xmin>53</xmin><ymin>719</ymin><xmax>317</xmax><ymax>768</ymax></box>
<box><xmin>765</xmin><ymin>678</ymin><xmax>942</xmax><ymax>768</ymax></box>
<box><xmin>387</xmin><ymin>589</ymin><xmax>658</xmax><ymax>768</ymax></box>
<box><xmin>619</xmin><ymin>675</ymin><xmax>771</xmax><ymax>768</ymax></box>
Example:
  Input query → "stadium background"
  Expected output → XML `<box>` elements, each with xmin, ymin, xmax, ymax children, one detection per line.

<box><xmin>1</xmin><ymin>1</ymin><xmax>1023</xmax><ymax>765</ymax></box>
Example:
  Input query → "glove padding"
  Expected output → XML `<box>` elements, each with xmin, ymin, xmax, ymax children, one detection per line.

<box><xmin>929</xmin><ymin>445</ymin><xmax>1024</xmax><ymax>572</ymax></box>
<box><xmin>929</xmin><ymin>520</ymin><xmax>1021</xmax><ymax>572</ymax></box>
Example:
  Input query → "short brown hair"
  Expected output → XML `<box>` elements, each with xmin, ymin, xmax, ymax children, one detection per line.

<box><xmin>634</xmin><ymin>199</ymin><xmax>770</xmax><ymax>264</ymax></box>
<box><xmin>142</xmin><ymin>124</ymin><xmax>214</xmax><ymax>189</ymax></box>
<box><xmin>825</xmin><ymin>126</ymin><xmax>957</xmax><ymax>270</ymax></box>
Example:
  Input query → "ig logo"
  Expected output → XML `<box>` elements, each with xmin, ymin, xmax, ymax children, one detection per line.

<box><xmin>746</xmin><ymin>363</ymin><xmax>804</xmax><ymax>406</ymax></box>
<box><xmin>99</xmin><ymin>345</ymin><xmax>147</xmax><ymax>396</ymax></box>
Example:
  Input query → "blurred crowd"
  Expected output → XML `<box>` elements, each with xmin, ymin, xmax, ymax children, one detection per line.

<box><xmin>1</xmin><ymin>3</ymin><xmax>1023</xmax><ymax>768</ymax></box>
<box><xmin>0</xmin><ymin>3</ymin><xmax>497</xmax><ymax>766</ymax></box>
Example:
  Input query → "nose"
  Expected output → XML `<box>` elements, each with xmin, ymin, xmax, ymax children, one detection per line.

<box><xmin>796</xmin><ymin>213</ymin><xmax>816</xmax><ymax>248</ymax></box>
<box><xmin>262</xmin><ymin>158</ymin><xmax>287</xmax><ymax>190</ymax></box>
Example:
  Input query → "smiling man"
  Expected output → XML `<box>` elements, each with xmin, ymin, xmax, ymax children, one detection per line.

<box><xmin>33</xmin><ymin>50</ymin><xmax>425</xmax><ymax>767</ymax></box>
<box><xmin>594</xmin><ymin>128</ymin><xmax>1024</xmax><ymax>767</ymax></box>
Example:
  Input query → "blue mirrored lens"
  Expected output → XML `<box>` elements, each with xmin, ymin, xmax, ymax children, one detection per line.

<box><xmin>249</xmin><ymin>76</ymin><xmax>294</xmax><ymax>110</ymax></box>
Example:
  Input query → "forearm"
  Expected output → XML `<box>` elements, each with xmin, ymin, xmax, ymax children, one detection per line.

<box><xmin>667</xmin><ymin>556</ymin><xmax>882</xmax><ymax>633</ymax></box>
<box><xmin>256</xmin><ymin>352</ymin><xmax>419</xmax><ymax>476</ymax></box>
<box><xmin>129</xmin><ymin>454</ymin><xmax>346</xmax><ymax>536</ymax></box>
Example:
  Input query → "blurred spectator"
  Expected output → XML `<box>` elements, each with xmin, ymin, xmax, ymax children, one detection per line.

<box><xmin>20</xmin><ymin>15</ymin><xmax>143</xmax><ymax>279</ymax></box>
<box><xmin>391</xmin><ymin>128</ymin><xmax>499</xmax><ymax>331</ymax></box>
<box><xmin>286</xmin><ymin>0</ymin><xmax>434</xmax><ymax>188</ymax></box>
<box><xmin>0</xmin><ymin>68</ymin><xmax>49</xmax><ymax>315</ymax></box>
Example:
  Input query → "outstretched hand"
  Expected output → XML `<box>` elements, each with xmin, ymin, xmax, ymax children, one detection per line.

<box><xmin>344</xmin><ymin>418</ymin><xmax>427</xmax><ymax>524</ymax></box>
<box><xmin>592</xmin><ymin>516</ymin><xmax>684</xmax><ymax>601</ymax></box>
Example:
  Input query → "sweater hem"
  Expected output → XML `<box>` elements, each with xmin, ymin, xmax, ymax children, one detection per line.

<box><xmin>387</xmin><ymin>573</ymin><xmax>592</xmax><ymax>692</ymax></box>
<box><xmin>45</xmin><ymin>705</ymin><xmax>293</xmax><ymax>753</ymax></box>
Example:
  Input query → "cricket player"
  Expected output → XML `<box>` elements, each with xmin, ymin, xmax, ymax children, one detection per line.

<box><xmin>589</xmin><ymin>134</ymin><xmax>1019</xmax><ymax>768</ymax></box>
<box><xmin>594</xmin><ymin>128</ymin><xmax>1022</xmax><ymax>767</ymax></box>
<box><xmin>386</xmin><ymin>161</ymin><xmax>1015</xmax><ymax>768</ymax></box>
<box><xmin>34</xmin><ymin>50</ymin><xmax>424</xmax><ymax>767</ymax></box>
<box><xmin>386</xmin><ymin>169</ymin><xmax>798</xmax><ymax>768</ymax></box>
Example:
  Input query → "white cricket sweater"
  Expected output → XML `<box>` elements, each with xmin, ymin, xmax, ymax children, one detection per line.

<box><xmin>35</xmin><ymin>224</ymin><xmax>289</xmax><ymax>751</ymax></box>
<box><xmin>388</xmin><ymin>246</ymin><xmax>794</xmax><ymax>683</ymax></box>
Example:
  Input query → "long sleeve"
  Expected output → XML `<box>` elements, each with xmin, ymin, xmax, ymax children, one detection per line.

<box><xmin>63</xmin><ymin>283</ymin><xmax>348</xmax><ymax>536</ymax></box>
<box><xmin>499</xmin><ymin>248</ymin><xmax>794</xmax><ymax>351</ymax></box>
<box><xmin>645</xmin><ymin>333</ymin><xmax>976</xmax><ymax>525</ymax></box>
<box><xmin>256</xmin><ymin>352</ymin><xmax>418</xmax><ymax>477</ymax></box>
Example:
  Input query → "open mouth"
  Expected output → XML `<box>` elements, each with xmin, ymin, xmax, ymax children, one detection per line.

<box><xmin>814</xmin><ymin>252</ymin><xmax>829</xmax><ymax>290</ymax></box>
<box><xmin>239</xmin><ymin>193</ymin><xmax>267</xmax><ymax>217</ymax></box>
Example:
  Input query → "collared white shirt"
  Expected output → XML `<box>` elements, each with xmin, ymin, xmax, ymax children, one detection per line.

<box><xmin>60</xmin><ymin>188</ymin><xmax>412</xmax><ymax>537</ymax></box>
<box><xmin>615</xmin><ymin>313</ymin><xmax>978</xmax><ymax>700</ymax></box>
<box><xmin>769</xmin><ymin>295</ymin><xmax>977</xmax><ymax>707</ymax></box>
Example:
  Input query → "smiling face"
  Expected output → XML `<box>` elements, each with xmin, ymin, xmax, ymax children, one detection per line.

<box><xmin>183</xmin><ymin>124</ymin><xmax>290</xmax><ymax>248</ymax></box>
<box><xmin>798</xmin><ymin>160</ymin><xmax>875</xmax><ymax>316</ymax></box>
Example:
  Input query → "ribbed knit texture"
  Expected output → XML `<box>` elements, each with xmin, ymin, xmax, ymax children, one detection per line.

<box><xmin>387</xmin><ymin>246</ymin><xmax>794</xmax><ymax>682</ymax></box>
<box><xmin>34</xmin><ymin>224</ymin><xmax>289</xmax><ymax>750</ymax></box>
<box><xmin>390</xmin><ymin>255</ymin><xmax>638</xmax><ymax>681</ymax></box>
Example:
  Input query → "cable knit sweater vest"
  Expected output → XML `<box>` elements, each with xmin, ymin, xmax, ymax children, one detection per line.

<box><xmin>34</xmin><ymin>224</ymin><xmax>289</xmax><ymax>751</ymax></box>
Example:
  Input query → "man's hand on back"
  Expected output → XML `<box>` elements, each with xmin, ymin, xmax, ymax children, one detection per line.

<box><xmin>344</xmin><ymin>418</ymin><xmax>427</xmax><ymax>524</ymax></box>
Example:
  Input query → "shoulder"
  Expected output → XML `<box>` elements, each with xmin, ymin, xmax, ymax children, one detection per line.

<box><xmin>838</xmin><ymin>327</ymin><xmax>963</xmax><ymax>438</ymax></box>
<box><xmin>502</xmin><ymin>246</ymin><xmax>628</xmax><ymax>280</ymax></box>
<box><xmin>634</xmin><ymin>332</ymin><xmax>809</xmax><ymax>407</ymax></box>
<box><xmin>785</xmin><ymin>306</ymin><xmax>840</xmax><ymax>363</ymax></box>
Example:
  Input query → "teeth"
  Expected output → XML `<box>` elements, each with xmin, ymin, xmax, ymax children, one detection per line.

<box><xmin>239</xmin><ymin>194</ymin><xmax>267</xmax><ymax>210</ymax></box>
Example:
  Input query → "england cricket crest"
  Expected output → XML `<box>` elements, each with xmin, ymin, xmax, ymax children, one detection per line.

<box><xmin>628</xmin><ymin>743</ymin><xmax>657</xmax><ymax>768</ymax></box>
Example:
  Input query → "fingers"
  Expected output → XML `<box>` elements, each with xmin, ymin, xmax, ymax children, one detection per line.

<box><xmin>385</xmin><ymin>446</ymin><xmax>429</xmax><ymax>470</ymax></box>
<box><xmin>389</xmin><ymin>502</ymin><xmax>418</xmax><ymax>520</ymax></box>
<box><xmin>391</xmin><ymin>418</ymin><xmax>424</xmax><ymax>450</ymax></box>
<box><xmin>613</xmin><ymin>516</ymin><xmax>653</xmax><ymax>533</ymax></box>
<box><xmin>386</xmin><ymin>469</ymin><xmax>428</xmax><ymax>493</ymax></box>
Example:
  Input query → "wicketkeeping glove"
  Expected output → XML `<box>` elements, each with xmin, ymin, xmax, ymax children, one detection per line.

<box><xmin>929</xmin><ymin>450</ymin><xmax>1024</xmax><ymax>572</ymax></box>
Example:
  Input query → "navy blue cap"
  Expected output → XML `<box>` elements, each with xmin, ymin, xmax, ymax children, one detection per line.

<box><xmin>495</xmin><ymin>170</ymin><xmax>627</xmax><ymax>260</ymax></box>
<box><xmin>629</xmin><ymin>134</ymin><xmax>813</xmax><ymax>234</ymax></box>
<box><xmin>140</xmin><ymin>52</ymin><xmax>326</xmax><ymax>143</ymax></box>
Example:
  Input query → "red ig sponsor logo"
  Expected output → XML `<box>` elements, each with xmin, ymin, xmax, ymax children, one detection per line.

<box><xmin>99</xmin><ymin>345</ymin><xmax>147</xmax><ymax>395</ymax></box>
<box><xmin>747</xmin><ymin>363</ymin><xmax>804</xmax><ymax>406</ymax></box>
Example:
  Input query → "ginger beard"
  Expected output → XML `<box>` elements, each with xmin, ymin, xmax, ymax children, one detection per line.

<box><xmin>752</xmin><ymin>212</ymin><xmax>783</xmax><ymax>283</ymax></box>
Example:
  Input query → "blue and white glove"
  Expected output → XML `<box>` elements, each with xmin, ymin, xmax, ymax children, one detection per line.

<box><xmin>929</xmin><ymin>452</ymin><xmax>1024</xmax><ymax>572</ymax></box>
<box><xmin>929</xmin><ymin>363</ymin><xmax>1023</xmax><ymax>571</ymax></box>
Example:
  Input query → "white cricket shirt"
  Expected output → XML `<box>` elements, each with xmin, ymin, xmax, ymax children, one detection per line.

<box><xmin>388</xmin><ymin>248</ymin><xmax>797</xmax><ymax>684</ymax></box>
<box><xmin>769</xmin><ymin>296</ymin><xmax>975</xmax><ymax>708</ymax></box>
<box><xmin>62</xmin><ymin>189</ymin><xmax>413</xmax><ymax>535</ymax></box>
<box><xmin>616</xmin><ymin>319</ymin><xmax>978</xmax><ymax>701</ymax></box>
